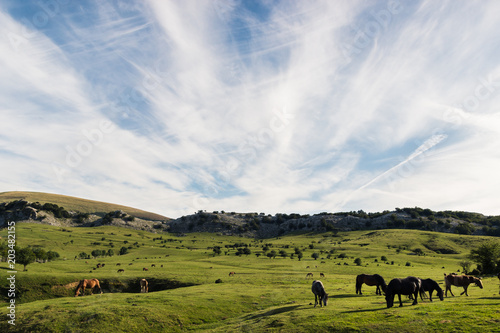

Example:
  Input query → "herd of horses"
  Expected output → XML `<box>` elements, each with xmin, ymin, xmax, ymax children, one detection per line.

<box><xmin>314</xmin><ymin>272</ymin><xmax>488</xmax><ymax>308</ymax></box>
<box><xmin>74</xmin><ymin>272</ymin><xmax>497</xmax><ymax>309</ymax></box>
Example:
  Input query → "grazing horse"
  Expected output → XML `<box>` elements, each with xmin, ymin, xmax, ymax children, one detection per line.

<box><xmin>143</xmin><ymin>267</ymin><xmax>148</xmax><ymax>271</ymax></box>
<box><xmin>151</xmin><ymin>264</ymin><xmax>156</xmax><ymax>267</ymax></box>
<box><xmin>419</xmin><ymin>278</ymin><xmax>444</xmax><ymax>302</ymax></box>
<box><xmin>320</xmin><ymin>273</ymin><xmax>325</xmax><ymax>278</ymax></box>
<box><xmin>385</xmin><ymin>276</ymin><xmax>421</xmax><ymax>308</ymax></box>
<box><xmin>356</xmin><ymin>274</ymin><xmax>387</xmax><ymax>295</ymax></box>
<box><xmin>444</xmin><ymin>273</ymin><xmax>483</xmax><ymax>296</ymax></box>
<box><xmin>306</xmin><ymin>273</ymin><xmax>313</xmax><ymax>278</ymax></box>
<box><xmin>74</xmin><ymin>278</ymin><xmax>103</xmax><ymax>297</ymax></box>
<box><xmin>229</xmin><ymin>271</ymin><xmax>235</xmax><ymax>276</ymax></box>
<box><xmin>140</xmin><ymin>279</ymin><xmax>148</xmax><ymax>293</ymax></box>
<box><xmin>311</xmin><ymin>280</ymin><xmax>328</xmax><ymax>307</ymax></box>
<box><xmin>117</xmin><ymin>269</ymin><xmax>124</xmax><ymax>273</ymax></box>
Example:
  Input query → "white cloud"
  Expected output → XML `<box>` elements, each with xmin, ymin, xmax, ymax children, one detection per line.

<box><xmin>1</xmin><ymin>0</ymin><xmax>500</xmax><ymax>217</ymax></box>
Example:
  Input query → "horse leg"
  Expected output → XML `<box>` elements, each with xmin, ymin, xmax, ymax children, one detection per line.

<box><xmin>376</xmin><ymin>285</ymin><xmax>380</xmax><ymax>295</ymax></box>
<box><xmin>461</xmin><ymin>286</ymin><xmax>468</xmax><ymax>296</ymax></box>
<box><xmin>314</xmin><ymin>294</ymin><xmax>318</xmax><ymax>307</ymax></box>
<box><xmin>398</xmin><ymin>294</ymin><xmax>403</xmax><ymax>307</ymax></box>
<box><xmin>412</xmin><ymin>291</ymin><xmax>418</xmax><ymax>305</ymax></box>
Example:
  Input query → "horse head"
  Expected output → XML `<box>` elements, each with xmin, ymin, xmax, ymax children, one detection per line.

<box><xmin>323</xmin><ymin>293</ymin><xmax>329</xmax><ymax>307</ymax></box>
<box><xmin>474</xmin><ymin>277</ymin><xmax>483</xmax><ymax>289</ymax></box>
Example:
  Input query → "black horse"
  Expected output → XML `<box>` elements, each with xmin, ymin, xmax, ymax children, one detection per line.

<box><xmin>420</xmin><ymin>278</ymin><xmax>444</xmax><ymax>302</ymax></box>
<box><xmin>355</xmin><ymin>274</ymin><xmax>387</xmax><ymax>295</ymax></box>
<box><xmin>385</xmin><ymin>276</ymin><xmax>421</xmax><ymax>308</ymax></box>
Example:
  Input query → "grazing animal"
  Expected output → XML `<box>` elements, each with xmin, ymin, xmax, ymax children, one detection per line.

<box><xmin>385</xmin><ymin>276</ymin><xmax>421</xmax><ymax>308</ymax></box>
<box><xmin>229</xmin><ymin>271</ymin><xmax>235</xmax><ymax>276</ymax></box>
<box><xmin>320</xmin><ymin>273</ymin><xmax>325</xmax><ymax>278</ymax></box>
<box><xmin>140</xmin><ymin>279</ymin><xmax>148</xmax><ymax>293</ymax></box>
<box><xmin>356</xmin><ymin>274</ymin><xmax>387</xmax><ymax>295</ymax></box>
<box><xmin>444</xmin><ymin>273</ymin><xmax>483</xmax><ymax>296</ymax></box>
<box><xmin>151</xmin><ymin>264</ymin><xmax>156</xmax><ymax>267</ymax></box>
<box><xmin>161</xmin><ymin>265</ymin><xmax>163</xmax><ymax>268</ymax></box>
<box><xmin>311</xmin><ymin>280</ymin><xmax>328</xmax><ymax>307</ymax></box>
<box><xmin>74</xmin><ymin>279</ymin><xmax>103</xmax><ymax>297</ymax></box>
<box><xmin>306</xmin><ymin>273</ymin><xmax>313</xmax><ymax>278</ymax></box>
<box><xmin>143</xmin><ymin>268</ymin><xmax>148</xmax><ymax>271</ymax></box>
<box><xmin>117</xmin><ymin>269</ymin><xmax>124</xmax><ymax>273</ymax></box>
<box><xmin>419</xmin><ymin>278</ymin><xmax>444</xmax><ymax>302</ymax></box>
<box><xmin>96</xmin><ymin>264</ymin><xmax>101</xmax><ymax>268</ymax></box>
<box><xmin>116</xmin><ymin>263</ymin><xmax>121</xmax><ymax>266</ymax></box>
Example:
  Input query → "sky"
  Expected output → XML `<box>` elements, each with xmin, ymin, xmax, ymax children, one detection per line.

<box><xmin>1</xmin><ymin>0</ymin><xmax>500</xmax><ymax>218</ymax></box>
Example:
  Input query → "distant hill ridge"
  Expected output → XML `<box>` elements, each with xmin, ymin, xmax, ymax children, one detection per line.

<box><xmin>1</xmin><ymin>191</ymin><xmax>500</xmax><ymax>238</ymax></box>
<box><xmin>0</xmin><ymin>191</ymin><xmax>169</xmax><ymax>221</ymax></box>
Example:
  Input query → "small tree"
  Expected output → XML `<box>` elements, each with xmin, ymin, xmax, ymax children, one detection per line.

<box><xmin>297</xmin><ymin>252</ymin><xmax>303</xmax><ymax>261</ymax></box>
<box><xmin>17</xmin><ymin>247</ymin><xmax>36</xmax><ymax>271</ymax></box>
<box><xmin>311</xmin><ymin>252</ymin><xmax>320</xmax><ymax>260</ymax></box>
<box><xmin>119</xmin><ymin>247</ymin><xmax>129</xmax><ymax>255</ymax></box>
<box><xmin>354</xmin><ymin>258</ymin><xmax>362</xmax><ymax>266</ymax></box>
<box><xmin>468</xmin><ymin>242</ymin><xmax>500</xmax><ymax>274</ymax></box>
<box><xmin>381</xmin><ymin>256</ymin><xmax>388</xmax><ymax>262</ymax></box>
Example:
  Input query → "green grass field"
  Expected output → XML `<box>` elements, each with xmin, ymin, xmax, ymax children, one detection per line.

<box><xmin>1</xmin><ymin>223</ymin><xmax>499</xmax><ymax>332</ymax></box>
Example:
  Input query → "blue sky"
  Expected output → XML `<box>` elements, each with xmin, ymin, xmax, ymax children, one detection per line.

<box><xmin>1</xmin><ymin>0</ymin><xmax>500</xmax><ymax>218</ymax></box>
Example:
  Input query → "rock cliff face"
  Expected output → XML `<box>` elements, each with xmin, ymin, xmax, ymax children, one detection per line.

<box><xmin>1</xmin><ymin>200</ymin><xmax>498</xmax><ymax>238</ymax></box>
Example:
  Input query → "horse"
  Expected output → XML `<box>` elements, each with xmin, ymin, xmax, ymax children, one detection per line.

<box><xmin>74</xmin><ymin>278</ymin><xmax>103</xmax><ymax>297</ymax></box>
<box><xmin>140</xmin><ymin>279</ymin><xmax>148</xmax><ymax>293</ymax></box>
<box><xmin>385</xmin><ymin>276</ymin><xmax>421</xmax><ymax>308</ymax></box>
<box><xmin>117</xmin><ymin>269</ymin><xmax>124</xmax><ymax>273</ymax></box>
<box><xmin>151</xmin><ymin>264</ymin><xmax>156</xmax><ymax>267</ymax></box>
<box><xmin>320</xmin><ymin>273</ymin><xmax>325</xmax><ymax>278</ymax></box>
<box><xmin>306</xmin><ymin>273</ymin><xmax>313</xmax><ymax>278</ymax></box>
<box><xmin>312</xmin><ymin>280</ymin><xmax>328</xmax><ymax>307</ymax></box>
<box><xmin>229</xmin><ymin>271</ymin><xmax>235</xmax><ymax>276</ymax></box>
<box><xmin>356</xmin><ymin>274</ymin><xmax>387</xmax><ymax>295</ymax></box>
<box><xmin>444</xmin><ymin>273</ymin><xmax>483</xmax><ymax>296</ymax></box>
<box><xmin>419</xmin><ymin>278</ymin><xmax>444</xmax><ymax>302</ymax></box>
<box><xmin>143</xmin><ymin>267</ymin><xmax>148</xmax><ymax>271</ymax></box>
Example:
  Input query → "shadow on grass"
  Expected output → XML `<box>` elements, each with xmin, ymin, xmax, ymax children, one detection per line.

<box><xmin>243</xmin><ymin>305</ymin><xmax>303</xmax><ymax>320</ymax></box>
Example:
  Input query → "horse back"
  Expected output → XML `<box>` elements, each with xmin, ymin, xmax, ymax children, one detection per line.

<box><xmin>312</xmin><ymin>280</ymin><xmax>326</xmax><ymax>295</ymax></box>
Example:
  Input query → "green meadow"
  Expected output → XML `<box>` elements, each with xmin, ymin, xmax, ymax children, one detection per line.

<box><xmin>1</xmin><ymin>223</ymin><xmax>499</xmax><ymax>332</ymax></box>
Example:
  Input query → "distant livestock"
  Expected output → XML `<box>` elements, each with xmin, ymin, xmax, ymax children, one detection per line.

<box><xmin>320</xmin><ymin>273</ymin><xmax>325</xmax><ymax>278</ymax></box>
<box><xmin>306</xmin><ymin>273</ymin><xmax>313</xmax><ymax>278</ymax></box>
<box><xmin>74</xmin><ymin>278</ymin><xmax>102</xmax><ymax>297</ymax></box>
<box><xmin>140</xmin><ymin>279</ymin><xmax>148</xmax><ymax>293</ymax></box>
<box><xmin>229</xmin><ymin>272</ymin><xmax>235</xmax><ymax>276</ymax></box>
<box><xmin>143</xmin><ymin>268</ymin><xmax>148</xmax><ymax>271</ymax></box>
<box><xmin>117</xmin><ymin>269</ymin><xmax>124</xmax><ymax>273</ymax></box>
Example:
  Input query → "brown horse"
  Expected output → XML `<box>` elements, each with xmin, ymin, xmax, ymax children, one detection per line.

<box><xmin>320</xmin><ymin>273</ymin><xmax>325</xmax><ymax>278</ymax></box>
<box><xmin>74</xmin><ymin>278</ymin><xmax>103</xmax><ymax>297</ymax></box>
<box><xmin>306</xmin><ymin>273</ymin><xmax>313</xmax><ymax>278</ymax></box>
<box><xmin>229</xmin><ymin>271</ymin><xmax>235</xmax><ymax>276</ymax></box>
<box><xmin>143</xmin><ymin>267</ymin><xmax>148</xmax><ymax>271</ymax></box>
<box><xmin>444</xmin><ymin>273</ymin><xmax>483</xmax><ymax>296</ymax></box>
<box><xmin>117</xmin><ymin>269</ymin><xmax>124</xmax><ymax>273</ymax></box>
<box><xmin>356</xmin><ymin>274</ymin><xmax>387</xmax><ymax>295</ymax></box>
<box><xmin>140</xmin><ymin>279</ymin><xmax>148</xmax><ymax>293</ymax></box>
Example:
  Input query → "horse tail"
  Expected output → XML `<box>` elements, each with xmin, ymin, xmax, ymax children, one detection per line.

<box><xmin>355</xmin><ymin>275</ymin><xmax>362</xmax><ymax>293</ymax></box>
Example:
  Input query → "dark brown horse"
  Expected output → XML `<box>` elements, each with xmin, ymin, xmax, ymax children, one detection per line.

<box><xmin>356</xmin><ymin>274</ymin><xmax>387</xmax><ymax>295</ymax></box>
<box><xmin>419</xmin><ymin>278</ymin><xmax>444</xmax><ymax>301</ymax></box>
<box><xmin>229</xmin><ymin>271</ymin><xmax>235</xmax><ymax>276</ymax></box>
<box><xmin>312</xmin><ymin>280</ymin><xmax>328</xmax><ymax>307</ymax></box>
<box><xmin>444</xmin><ymin>273</ymin><xmax>483</xmax><ymax>296</ymax></box>
<box><xmin>306</xmin><ymin>273</ymin><xmax>313</xmax><ymax>278</ymax></box>
<box><xmin>74</xmin><ymin>278</ymin><xmax>103</xmax><ymax>297</ymax></box>
<box><xmin>385</xmin><ymin>276</ymin><xmax>421</xmax><ymax>308</ymax></box>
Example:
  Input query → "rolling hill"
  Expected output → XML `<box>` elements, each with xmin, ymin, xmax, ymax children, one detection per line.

<box><xmin>0</xmin><ymin>191</ymin><xmax>169</xmax><ymax>221</ymax></box>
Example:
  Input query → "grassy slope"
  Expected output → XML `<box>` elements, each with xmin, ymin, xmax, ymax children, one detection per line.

<box><xmin>1</xmin><ymin>224</ymin><xmax>499</xmax><ymax>332</ymax></box>
<box><xmin>0</xmin><ymin>191</ymin><xmax>169</xmax><ymax>220</ymax></box>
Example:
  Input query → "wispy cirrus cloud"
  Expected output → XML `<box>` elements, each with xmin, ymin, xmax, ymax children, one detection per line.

<box><xmin>1</xmin><ymin>0</ymin><xmax>500</xmax><ymax>217</ymax></box>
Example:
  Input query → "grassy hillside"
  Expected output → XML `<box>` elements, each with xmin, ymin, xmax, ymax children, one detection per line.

<box><xmin>1</xmin><ymin>223</ymin><xmax>499</xmax><ymax>332</ymax></box>
<box><xmin>0</xmin><ymin>191</ymin><xmax>169</xmax><ymax>221</ymax></box>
